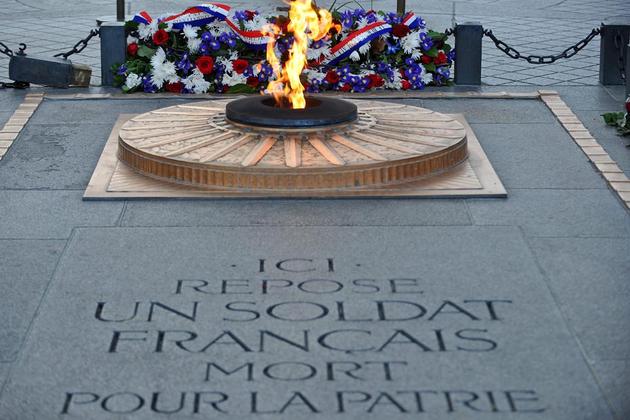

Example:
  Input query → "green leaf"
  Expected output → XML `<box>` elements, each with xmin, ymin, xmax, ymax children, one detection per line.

<box><xmin>602</xmin><ymin>112</ymin><xmax>625</xmax><ymax>126</ymax></box>
<box><xmin>227</xmin><ymin>84</ymin><xmax>256</xmax><ymax>94</ymax></box>
<box><xmin>137</xmin><ymin>45</ymin><xmax>156</xmax><ymax>58</ymax></box>
<box><xmin>424</xmin><ymin>63</ymin><xmax>436</xmax><ymax>72</ymax></box>
<box><xmin>424</xmin><ymin>47</ymin><xmax>438</xmax><ymax>58</ymax></box>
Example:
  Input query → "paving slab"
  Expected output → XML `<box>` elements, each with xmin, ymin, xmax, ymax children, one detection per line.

<box><xmin>30</xmin><ymin>99</ymin><xmax>185</xmax><ymax>126</ymax></box>
<box><xmin>0</xmin><ymin>226</ymin><xmax>613</xmax><ymax>420</ymax></box>
<box><xmin>552</xmin><ymin>87</ymin><xmax>622</xmax><ymax>111</ymax></box>
<box><xmin>529</xmin><ymin>237</ymin><xmax>630</xmax><ymax>361</ymax></box>
<box><xmin>412</xmin><ymin>99</ymin><xmax>556</xmax><ymax>124</ymax></box>
<box><xmin>0</xmin><ymin>121</ymin><xmax>116</xmax><ymax>190</ymax></box>
<box><xmin>0</xmin><ymin>240</ymin><xmax>65</xmax><ymax>361</ymax></box>
<box><xmin>0</xmin><ymin>190</ymin><xmax>123</xmax><ymax>239</ymax></box>
<box><xmin>122</xmin><ymin>199</ymin><xmax>471</xmax><ymax>227</ymax></box>
<box><xmin>468</xmin><ymin>123</ymin><xmax>605</xmax><ymax>189</ymax></box>
<box><xmin>591</xmin><ymin>360</ymin><xmax>630</xmax><ymax>420</ymax></box>
<box><xmin>467</xmin><ymin>188</ymin><xmax>630</xmax><ymax>238</ymax></box>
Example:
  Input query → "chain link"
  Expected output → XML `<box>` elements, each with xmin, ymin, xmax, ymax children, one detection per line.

<box><xmin>53</xmin><ymin>28</ymin><xmax>100</xmax><ymax>59</ymax></box>
<box><xmin>482</xmin><ymin>27</ymin><xmax>601</xmax><ymax>64</ymax></box>
<box><xmin>0</xmin><ymin>81</ymin><xmax>29</xmax><ymax>89</ymax></box>
<box><xmin>613</xmin><ymin>31</ymin><xmax>626</xmax><ymax>81</ymax></box>
<box><xmin>443</xmin><ymin>28</ymin><xmax>454</xmax><ymax>37</ymax></box>
<box><xmin>0</xmin><ymin>41</ymin><xmax>14</xmax><ymax>57</ymax></box>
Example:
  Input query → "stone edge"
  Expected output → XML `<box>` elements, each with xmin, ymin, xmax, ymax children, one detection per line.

<box><xmin>539</xmin><ymin>90</ymin><xmax>630</xmax><ymax>210</ymax></box>
<box><xmin>0</xmin><ymin>93</ymin><xmax>43</xmax><ymax>160</ymax></box>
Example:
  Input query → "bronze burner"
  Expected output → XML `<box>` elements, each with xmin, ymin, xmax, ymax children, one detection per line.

<box><xmin>225</xmin><ymin>96</ymin><xmax>358</xmax><ymax>128</ymax></box>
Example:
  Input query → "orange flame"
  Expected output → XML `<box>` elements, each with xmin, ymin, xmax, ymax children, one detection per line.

<box><xmin>263</xmin><ymin>0</ymin><xmax>333</xmax><ymax>109</ymax></box>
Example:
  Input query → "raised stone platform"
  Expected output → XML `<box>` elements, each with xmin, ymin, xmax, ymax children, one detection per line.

<box><xmin>85</xmin><ymin>100</ymin><xmax>505</xmax><ymax>199</ymax></box>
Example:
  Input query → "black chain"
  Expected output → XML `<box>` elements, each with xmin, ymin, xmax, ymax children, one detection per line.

<box><xmin>0</xmin><ymin>41</ymin><xmax>14</xmax><ymax>57</ymax></box>
<box><xmin>54</xmin><ymin>28</ymin><xmax>100</xmax><ymax>59</ymax></box>
<box><xmin>613</xmin><ymin>31</ymin><xmax>626</xmax><ymax>81</ymax></box>
<box><xmin>444</xmin><ymin>28</ymin><xmax>454</xmax><ymax>37</ymax></box>
<box><xmin>0</xmin><ymin>81</ymin><xmax>29</xmax><ymax>89</ymax></box>
<box><xmin>483</xmin><ymin>27</ymin><xmax>600</xmax><ymax>64</ymax></box>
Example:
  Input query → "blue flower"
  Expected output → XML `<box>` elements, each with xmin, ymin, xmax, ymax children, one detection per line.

<box><xmin>116</xmin><ymin>64</ymin><xmax>127</xmax><ymax>75</ymax></box>
<box><xmin>384</xmin><ymin>12</ymin><xmax>401</xmax><ymax>25</ymax></box>
<box><xmin>341</xmin><ymin>11</ymin><xmax>354</xmax><ymax>28</ymax></box>
<box><xmin>385</xmin><ymin>39</ymin><xmax>400</xmax><ymax>55</ymax></box>
<box><xmin>437</xmin><ymin>66</ymin><xmax>450</xmax><ymax>78</ymax></box>
<box><xmin>208</xmin><ymin>39</ymin><xmax>221</xmax><ymax>50</ymax></box>
<box><xmin>201</xmin><ymin>32</ymin><xmax>213</xmax><ymax>42</ymax></box>
<box><xmin>142</xmin><ymin>76</ymin><xmax>156</xmax><ymax>93</ymax></box>
<box><xmin>234</xmin><ymin>10</ymin><xmax>247</xmax><ymax>21</ymax></box>
<box><xmin>176</xmin><ymin>54</ymin><xmax>193</xmax><ymax>74</ymax></box>
<box><xmin>447</xmin><ymin>49</ymin><xmax>456</xmax><ymax>61</ymax></box>
<box><xmin>366</xmin><ymin>11</ymin><xmax>378</xmax><ymax>24</ymax></box>
<box><xmin>376</xmin><ymin>61</ymin><xmax>389</xmax><ymax>73</ymax></box>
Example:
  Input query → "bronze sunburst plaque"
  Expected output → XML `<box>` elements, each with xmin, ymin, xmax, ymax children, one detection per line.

<box><xmin>85</xmin><ymin>99</ymin><xmax>505</xmax><ymax>199</ymax></box>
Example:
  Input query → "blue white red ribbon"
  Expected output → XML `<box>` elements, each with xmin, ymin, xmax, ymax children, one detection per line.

<box><xmin>322</xmin><ymin>21</ymin><xmax>391</xmax><ymax>65</ymax></box>
<box><xmin>132</xmin><ymin>3</ymin><xmax>270</xmax><ymax>48</ymax></box>
<box><xmin>133</xmin><ymin>4</ymin><xmax>424</xmax><ymax>62</ymax></box>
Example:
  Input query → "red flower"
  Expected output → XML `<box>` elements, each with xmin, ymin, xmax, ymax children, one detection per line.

<box><xmin>420</xmin><ymin>55</ymin><xmax>431</xmax><ymax>64</ymax></box>
<box><xmin>325</xmin><ymin>70</ymin><xmax>340</xmax><ymax>84</ymax></box>
<box><xmin>152</xmin><ymin>29</ymin><xmax>169</xmax><ymax>46</ymax></box>
<box><xmin>127</xmin><ymin>43</ymin><xmax>138</xmax><ymax>56</ymax></box>
<box><xmin>366</xmin><ymin>74</ymin><xmax>384</xmax><ymax>89</ymax></box>
<box><xmin>391</xmin><ymin>24</ymin><xmax>410</xmax><ymax>38</ymax></box>
<box><xmin>245</xmin><ymin>10</ymin><xmax>256</xmax><ymax>20</ymax></box>
<box><xmin>232</xmin><ymin>59</ymin><xmax>249</xmax><ymax>74</ymax></box>
<box><xmin>401</xmin><ymin>80</ymin><xmax>411</xmax><ymax>90</ymax></box>
<box><xmin>340</xmin><ymin>83</ymin><xmax>352</xmax><ymax>92</ymax></box>
<box><xmin>435</xmin><ymin>51</ymin><xmax>448</xmax><ymax>65</ymax></box>
<box><xmin>195</xmin><ymin>56</ymin><xmax>214</xmax><ymax>74</ymax></box>
<box><xmin>246</xmin><ymin>76</ymin><xmax>259</xmax><ymax>88</ymax></box>
<box><xmin>165</xmin><ymin>82</ymin><xmax>183</xmax><ymax>93</ymax></box>
<box><xmin>399</xmin><ymin>68</ymin><xmax>406</xmax><ymax>78</ymax></box>
<box><xmin>626</xmin><ymin>100</ymin><xmax>630</xmax><ymax>113</ymax></box>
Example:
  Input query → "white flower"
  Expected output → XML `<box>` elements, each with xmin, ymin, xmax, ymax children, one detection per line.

<box><xmin>421</xmin><ymin>72</ymin><xmax>433</xmax><ymax>85</ymax></box>
<box><xmin>217</xmin><ymin>56</ymin><xmax>234</xmax><ymax>73</ymax></box>
<box><xmin>358</xmin><ymin>41</ymin><xmax>371</xmax><ymax>55</ymax></box>
<box><xmin>124</xmin><ymin>73</ymin><xmax>142</xmax><ymax>89</ymax></box>
<box><xmin>384</xmin><ymin>70</ymin><xmax>402</xmax><ymax>90</ymax></box>
<box><xmin>126</xmin><ymin>35</ymin><xmax>138</xmax><ymax>45</ymax></box>
<box><xmin>222</xmin><ymin>72</ymin><xmax>247</xmax><ymax>86</ymax></box>
<box><xmin>307</xmin><ymin>43</ymin><xmax>331</xmax><ymax>60</ymax></box>
<box><xmin>303</xmin><ymin>68</ymin><xmax>326</xmax><ymax>82</ymax></box>
<box><xmin>349</xmin><ymin>51</ymin><xmax>361</xmax><ymax>61</ymax></box>
<box><xmin>182</xmin><ymin>24</ymin><xmax>199</xmax><ymax>40</ymax></box>
<box><xmin>187</xmin><ymin>38</ymin><xmax>202</xmax><ymax>53</ymax></box>
<box><xmin>244</xmin><ymin>15</ymin><xmax>266</xmax><ymax>31</ymax></box>
<box><xmin>182</xmin><ymin>69</ymin><xmax>210</xmax><ymax>94</ymax></box>
<box><xmin>150</xmin><ymin>48</ymin><xmax>178</xmax><ymax>88</ymax></box>
<box><xmin>205</xmin><ymin>21</ymin><xmax>224</xmax><ymax>37</ymax></box>
<box><xmin>400</xmin><ymin>32</ymin><xmax>420</xmax><ymax>54</ymax></box>
<box><xmin>138</xmin><ymin>21</ymin><xmax>158</xmax><ymax>40</ymax></box>
<box><xmin>355</xmin><ymin>17</ymin><xmax>369</xmax><ymax>30</ymax></box>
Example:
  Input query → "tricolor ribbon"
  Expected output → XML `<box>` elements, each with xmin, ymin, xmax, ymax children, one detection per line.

<box><xmin>133</xmin><ymin>4</ymin><xmax>424</xmax><ymax>62</ymax></box>
<box><xmin>132</xmin><ymin>3</ymin><xmax>270</xmax><ymax>48</ymax></box>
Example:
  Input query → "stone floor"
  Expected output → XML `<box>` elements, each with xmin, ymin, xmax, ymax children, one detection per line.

<box><xmin>0</xmin><ymin>0</ymin><xmax>628</xmax><ymax>86</ymax></box>
<box><xmin>0</xmin><ymin>86</ymin><xmax>628</xmax><ymax>419</ymax></box>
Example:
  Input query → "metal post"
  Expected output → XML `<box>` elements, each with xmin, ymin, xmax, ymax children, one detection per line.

<box><xmin>117</xmin><ymin>0</ymin><xmax>125</xmax><ymax>22</ymax></box>
<box><xmin>454</xmin><ymin>22</ymin><xmax>483</xmax><ymax>85</ymax></box>
<box><xmin>599</xmin><ymin>18</ymin><xmax>629</xmax><ymax>86</ymax></box>
<box><xmin>100</xmin><ymin>22</ymin><xmax>126</xmax><ymax>86</ymax></box>
<box><xmin>396</xmin><ymin>0</ymin><xmax>405</xmax><ymax>15</ymax></box>
<box><xmin>626</xmin><ymin>43</ymin><xmax>630</xmax><ymax>98</ymax></box>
